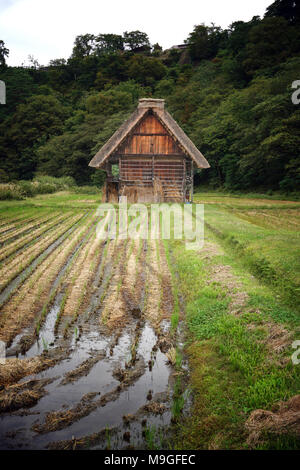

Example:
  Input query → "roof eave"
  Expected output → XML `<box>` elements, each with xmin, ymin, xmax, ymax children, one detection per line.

<box><xmin>89</xmin><ymin>105</ymin><xmax>210</xmax><ymax>170</ymax></box>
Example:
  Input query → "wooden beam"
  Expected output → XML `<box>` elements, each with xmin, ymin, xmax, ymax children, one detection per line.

<box><xmin>114</xmin><ymin>153</ymin><xmax>185</xmax><ymax>159</ymax></box>
<box><xmin>133</xmin><ymin>133</ymin><xmax>168</xmax><ymax>136</ymax></box>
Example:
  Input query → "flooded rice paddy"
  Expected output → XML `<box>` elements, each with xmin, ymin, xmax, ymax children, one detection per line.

<box><xmin>0</xmin><ymin>208</ymin><xmax>188</xmax><ymax>449</ymax></box>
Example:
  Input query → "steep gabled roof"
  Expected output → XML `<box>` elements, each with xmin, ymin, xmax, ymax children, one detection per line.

<box><xmin>89</xmin><ymin>98</ymin><xmax>210</xmax><ymax>169</ymax></box>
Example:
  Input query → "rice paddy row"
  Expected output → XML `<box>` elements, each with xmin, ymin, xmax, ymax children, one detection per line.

<box><xmin>0</xmin><ymin>195</ymin><xmax>180</xmax><ymax>450</ymax></box>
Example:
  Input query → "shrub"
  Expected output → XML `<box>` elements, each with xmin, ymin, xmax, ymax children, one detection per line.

<box><xmin>34</xmin><ymin>175</ymin><xmax>76</xmax><ymax>190</ymax></box>
<box><xmin>0</xmin><ymin>176</ymin><xmax>99</xmax><ymax>200</ymax></box>
<box><xmin>0</xmin><ymin>184</ymin><xmax>24</xmax><ymax>200</ymax></box>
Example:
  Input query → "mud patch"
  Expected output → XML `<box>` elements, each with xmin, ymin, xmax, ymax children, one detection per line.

<box><xmin>33</xmin><ymin>356</ymin><xmax>146</xmax><ymax>434</ymax></box>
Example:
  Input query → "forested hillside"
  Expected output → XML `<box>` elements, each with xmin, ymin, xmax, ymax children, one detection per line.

<box><xmin>0</xmin><ymin>0</ymin><xmax>300</xmax><ymax>192</ymax></box>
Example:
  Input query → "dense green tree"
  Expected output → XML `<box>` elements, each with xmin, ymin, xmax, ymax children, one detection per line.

<box><xmin>1</xmin><ymin>1</ymin><xmax>300</xmax><ymax>192</ymax></box>
<box><xmin>95</xmin><ymin>34</ymin><xmax>124</xmax><ymax>54</ymax></box>
<box><xmin>152</xmin><ymin>43</ymin><xmax>163</xmax><ymax>56</ymax></box>
<box><xmin>0</xmin><ymin>40</ymin><xmax>9</xmax><ymax>67</ymax></box>
<box><xmin>0</xmin><ymin>94</ymin><xmax>70</xmax><ymax>179</ymax></box>
<box><xmin>71</xmin><ymin>34</ymin><xmax>96</xmax><ymax>58</ymax></box>
<box><xmin>123</xmin><ymin>31</ymin><xmax>151</xmax><ymax>52</ymax></box>
<box><xmin>265</xmin><ymin>0</ymin><xmax>300</xmax><ymax>24</ymax></box>
<box><xmin>36</xmin><ymin>82</ymin><xmax>143</xmax><ymax>184</ymax></box>
<box><xmin>0</xmin><ymin>67</ymin><xmax>36</xmax><ymax>120</ymax></box>
<box><xmin>243</xmin><ymin>17</ymin><xmax>300</xmax><ymax>75</ymax></box>
<box><xmin>126</xmin><ymin>54</ymin><xmax>166</xmax><ymax>86</ymax></box>
<box><xmin>185</xmin><ymin>24</ymin><xmax>227</xmax><ymax>61</ymax></box>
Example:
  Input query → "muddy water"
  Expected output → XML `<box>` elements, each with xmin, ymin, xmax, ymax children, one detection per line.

<box><xmin>6</xmin><ymin>215</ymin><xmax>98</xmax><ymax>357</ymax></box>
<box><xmin>0</xmin><ymin>235</ymin><xmax>186</xmax><ymax>450</ymax></box>
<box><xmin>0</xmin><ymin>321</ymin><xmax>174</xmax><ymax>449</ymax></box>
<box><xmin>0</xmin><ymin>212</ymin><xmax>88</xmax><ymax>308</ymax></box>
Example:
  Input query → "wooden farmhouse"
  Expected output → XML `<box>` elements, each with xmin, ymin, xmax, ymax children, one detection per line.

<box><xmin>89</xmin><ymin>98</ymin><xmax>210</xmax><ymax>203</ymax></box>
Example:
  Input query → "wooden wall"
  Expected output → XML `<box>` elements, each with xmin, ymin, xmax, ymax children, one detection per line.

<box><xmin>111</xmin><ymin>112</ymin><xmax>193</xmax><ymax>202</ymax></box>
<box><xmin>118</xmin><ymin>114</ymin><xmax>183</xmax><ymax>156</ymax></box>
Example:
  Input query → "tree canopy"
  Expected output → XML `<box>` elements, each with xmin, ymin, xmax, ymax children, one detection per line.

<box><xmin>0</xmin><ymin>0</ymin><xmax>299</xmax><ymax>192</ymax></box>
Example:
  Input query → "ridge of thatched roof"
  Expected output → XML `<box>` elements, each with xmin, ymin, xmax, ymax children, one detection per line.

<box><xmin>89</xmin><ymin>99</ymin><xmax>210</xmax><ymax>169</ymax></box>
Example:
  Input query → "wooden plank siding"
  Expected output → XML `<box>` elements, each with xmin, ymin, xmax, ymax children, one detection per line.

<box><xmin>107</xmin><ymin>112</ymin><xmax>193</xmax><ymax>202</ymax></box>
<box><xmin>118</xmin><ymin>114</ymin><xmax>184</xmax><ymax>156</ymax></box>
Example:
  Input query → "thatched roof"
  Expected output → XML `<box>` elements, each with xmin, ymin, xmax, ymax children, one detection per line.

<box><xmin>89</xmin><ymin>98</ymin><xmax>210</xmax><ymax>169</ymax></box>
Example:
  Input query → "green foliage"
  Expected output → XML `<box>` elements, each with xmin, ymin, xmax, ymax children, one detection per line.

<box><xmin>123</xmin><ymin>30</ymin><xmax>150</xmax><ymax>51</ymax></box>
<box><xmin>0</xmin><ymin>176</ymin><xmax>77</xmax><ymax>200</ymax></box>
<box><xmin>185</xmin><ymin>24</ymin><xmax>228</xmax><ymax>61</ymax></box>
<box><xmin>0</xmin><ymin>66</ymin><xmax>36</xmax><ymax>120</ymax></box>
<box><xmin>126</xmin><ymin>54</ymin><xmax>166</xmax><ymax>86</ymax></box>
<box><xmin>0</xmin><ymin>94</ymin><xmax>70</xmax><ymax>180</ymax></box>
<box><xmin>265</xmin><ymin>0</ymin><xmax>300</xmax><ymax>24</ymax></box>
<box><xmin>0</xmin><ymin>184</ymin><xmax>24</xmax><ymax>200</ymax></box>
<box><xmin>0</xmin><ymin>39</ymin><xmax>9</xmax><ymax>67</ymax></box>
<box><xmin>0</xmin><ymin>6</ymin><xmax>299</xmax><ymax>192</ymax></box>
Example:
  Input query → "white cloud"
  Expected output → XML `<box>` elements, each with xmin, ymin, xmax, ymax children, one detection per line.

<box><xmin>0</xmin><ymin>0</ymin><xmax>272</xmax><ymax>66</ymax></box>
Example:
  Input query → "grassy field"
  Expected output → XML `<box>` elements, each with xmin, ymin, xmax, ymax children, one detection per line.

<box><xmin>0</xmin><ymin>190</ymin><xmax>299</xmax><ymax>450</ymax></box>
<box><xmin>170</xmin><ymin>193</ymin><xmax>300</xmax><ymax>449</ymax></box>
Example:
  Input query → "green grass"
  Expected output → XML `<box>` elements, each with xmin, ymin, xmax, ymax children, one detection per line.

<box><xmin>0</xmin><ymin>190</ymin><xmax>101</xmax><ymax>211</ymax></box>
<box><xmin>167</xmin><ymin>192</ymin><xmax>300</xmax><ymax>450</ymax></box>
<box><xmin>202</xmin><ymin>204</ymin><xmax>300</xmax><ymax>308</ymax></box>
<box><xmin>193</xmin><ymin>189</ymin><xmax>300</xmax><ymax>203</ymax></box>
<box><xmin>170</xmin><ymin>238</ymin><xmax>300</xmax><ymax>448</ymax></box>
<box><xmin>1</xmin><ymin>190</ymin><xmax>299</xmax><ymax>450</ymax></box>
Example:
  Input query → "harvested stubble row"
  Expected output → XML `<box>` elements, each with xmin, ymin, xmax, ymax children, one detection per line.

<box><xmin>0</xmin><ymin>213</ymin><xmax>58</xmax><ymax>252</ymax></box>
<box><xmin>159</xmin><ymin>240</ymin><xmax>174</xmax><ymax>320</ymax></box>
<box><xmin>0</xmin><ymin>216</ymin><xmax>38</xmax><ymax>237</ymax></box>
<box><xmin>61</xmin><ymin>225</ymin><xmax>105</xmax><ymax>322</ymax></box>
<box><xmin>120</xmin><ymin>239</ymin><xmax>144</xmax><ymax>314</ymax></box>
<box><xmin>0</xmin><ymin>212</ymin><xmax>71</xmax><ymax>263</ymax></box>
<box><xmin>100</xmin><ymin>239</ymin><xmax>130</xmax><ymax>329</ymax></box>
<box><xmin>0</xmin><ymin>212</ymin><xmax>41</xmax><ymax>235</ymax></box>
<box><xmin>0</xmin><ymin>212</ymin><xmax>96</xmax><ymax>343</ymax></box>
<box><xmin>0</xmin><ymin>212</ymin><xmax>58</xmax><ymax>246</ymax></box>
<box><xmin>0</xmin><ymin>213</ymin><xmax>83</xmax><ymax>294</ymax></box>
<box><xmin>94</xmin><ymin>237</ymin><xmax>119</xmax><ymax>305</ymax></box>
<box><xmin>145</xmin><ymin>239</ymin><xmax>162</xmax><ymax>332</ymax></box>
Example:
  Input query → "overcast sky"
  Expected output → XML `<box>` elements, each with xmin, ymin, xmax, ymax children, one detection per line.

<box><xmin>0</xmin><ymin>0</ymin><xmax>272</xmax><ymax>66</ymax></box>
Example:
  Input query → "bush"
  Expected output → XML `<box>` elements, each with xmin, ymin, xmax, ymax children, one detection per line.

<box><xmin>0</xmin><ymin>175</ymin><xmax>79</xmax><ymax>200</ymax></box>
<box><xmin>0</xmin><ymin>184</ymin><xmax>24</xmax><ymax>200</ymax></box>
<box><xmin>18</xmin><ymin>180</ymin><xmax>35</xmax><ymax>197</ymax></box>
<box><xmin>34</xmin><ymin>175</ymin><xmax>76</xmax><ymax>190</ymax></box>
